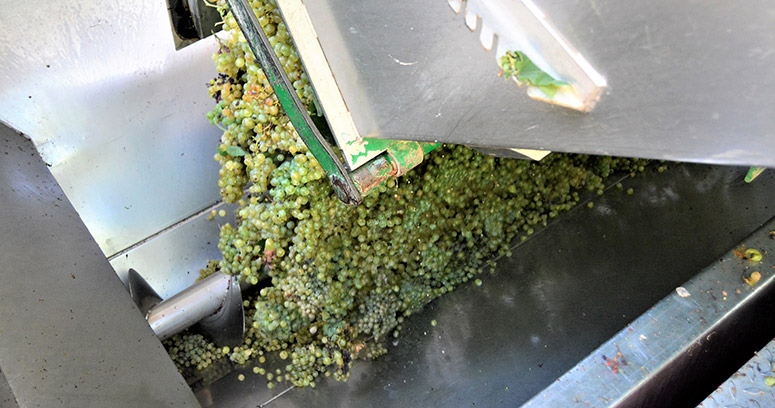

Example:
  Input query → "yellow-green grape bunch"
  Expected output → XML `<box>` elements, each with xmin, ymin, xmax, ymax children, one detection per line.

<box><xmin>166</xmin><ymin>333</ymin><xmax>229</xmax><ymax>371</ymax></box>
<box><xmin>206</xmin><ymin>0</ymin><xmax>316</xmax><ymax>203</ymax></box>
<box><xmin>168</xmin><ymin>0</ymin><xmax>650</xmax><ymax>388</ymax></box>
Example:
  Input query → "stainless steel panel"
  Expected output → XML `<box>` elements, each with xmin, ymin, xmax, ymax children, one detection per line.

<box><xmin>0</xmin><ymin>0</ymin><xmax>223</xmax><ymax>257</ymax></box>
<box><xmin>0</xmin><ymin>127</ymin><xmax>201</xmax><ymax>407</ymax></box>
<box><xmin>196</xmin><ymin>370</ymin><xmax>294</xmax><ymax>408</ymax></box>
<box><xmin>196</xmin><ymin>162</ymin><xmax>775</xmax><ymax>407</ymax></box>
<box><xmin>448</xmin><ymin>0</ymin><xmax>607</xmax><ymax>112</ymax></box>
<box><xmin>0</xmin><ymin>368</ymin><xmax>19</xmax><ymax>408</ymax></box>
<box><xmin>524</xmin><ymin>218</ymin><xmax>775</xmax><ymax>407</ymax></box>
<box><xmin>702</xmin><ymin>338</ymin><xmax>775</xmax><ymax>407</ymax></box>
<box><xmin>301</xmin><ymin>0</ymin><xmax>775</xmax><ymax>167</ymax></box>
<box><xmin>109</xmin><ymin>201</ymin><xmax>237</xmax><ymax>299</ymax></box>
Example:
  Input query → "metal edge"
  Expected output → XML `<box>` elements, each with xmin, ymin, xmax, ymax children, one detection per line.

<box><xmin>700</xmin><ymin>337</ymin><xmax>775</xmax><ymax>406</ymax></box>
<box><xmin>523</xmin><ymin>217</ymin><xmax>775</xmax><ymax>407</ymax></box>
<box><xmin>276</xmin><ymin>0</ymin><xmax>385</xmax><ymax>170</ymax></box>
<box><xmin>458</xmin><ymin>0</ymin><xmax>607</xmax><ymax>111</ymax></box>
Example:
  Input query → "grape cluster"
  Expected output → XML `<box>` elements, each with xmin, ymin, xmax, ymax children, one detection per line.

<box><xmin>167</xmin><ymin>333</ymin><xmax>228</xmax><ymax>371</ymax></box>
<box><xmin>166</xmin><ymin>0</ymin><xmax>649</xmax><ymax>388</ymax></box>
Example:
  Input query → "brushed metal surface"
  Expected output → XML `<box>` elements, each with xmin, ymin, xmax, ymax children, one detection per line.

<box><xmin>524</xmin><ymin>218</ymin><xmax>775</xmax><ymax>407</ymax></box>
<box><xmin>196</xmin><ymin>163</ymin><xmax>775</xmax><ymax>407</ymax></box>
<box><xmin>0</xmin><ymin>126</ymin><xmax>201</xmax><ymax>407</ymax></box>
<box><xmin>128</xmin><ymin>268</ymin><xmax>163</xmax><ymax>314</ymax></box>
<box><xmin>109</xmin><ymin>201</ymin><xmax>238</xmax><ymax>299</ymax></box>
<box><xmin>148</xmin><ymin>271</ymin><xmax>232</xmax><ymax>341</ymax></box>
<box><xmin>0</xmin><ymin>368</ymin><xmax>19</xmax><ymax>408</ymax></box>
<box><xmin>448</xmin><ymin>0</ymin><xmax>608</xmax><ymax>112</ymax></box>
<box><xmin>300</xmin><ymin>0</ymin><xmax>775</xmax><ymax>167</ymax></box>
<box><xmin>198</xmin><ymin>272</ymin><xmax>246</xmax><ymax>348</ymax></box>
<box><xmin>0</xmin><ymin>0</ymin><xmax>224</xmax><ymax>257</ymax></box>
<box><xmin>702</xmin><ymin>338</ymin><xmax>775</xmax><ymax>407</ymax></box>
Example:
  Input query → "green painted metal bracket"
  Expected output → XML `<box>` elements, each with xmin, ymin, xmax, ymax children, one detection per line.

<box><xmin>350</xmin><ymin>141</ymin><xmax>439</xmax><ymax>196</ymax></box>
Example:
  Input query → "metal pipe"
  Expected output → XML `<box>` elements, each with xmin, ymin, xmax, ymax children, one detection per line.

<box><xmin>146</xmin><ymin>272</ymin><xmax>232</xmax><ymax>340</ymax></box>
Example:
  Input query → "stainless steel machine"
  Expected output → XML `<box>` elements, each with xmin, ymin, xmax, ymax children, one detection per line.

<box><xmin>2</xmin><ymin>0</ymin><xmax>775</xmax><ymax>407</ymax></box>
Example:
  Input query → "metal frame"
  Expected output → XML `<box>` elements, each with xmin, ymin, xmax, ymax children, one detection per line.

<box><xmin>287</xmin><ymin>0</ymin><xmax>775</xmax><ymax>167</ymax></box>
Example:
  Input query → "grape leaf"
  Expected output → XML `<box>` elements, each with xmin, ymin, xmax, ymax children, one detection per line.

<box><xmin>218</xmin><ymin>145</ymin><xmax>247</xmax><ymax>157</ymax></box>
<box><xmin>499</xmin><ymin>51</ymin><xmax>569</xmax><ymax>98</ymax></box>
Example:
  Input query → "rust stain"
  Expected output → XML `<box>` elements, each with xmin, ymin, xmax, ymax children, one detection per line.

<box><xmin>602</xmin><ymin>345</ymin><xmax>628</xmax><ymax>374</ymax></box>
<box><xmin>351</xmin><ymin>155</ymin><xmax>395</xmax><ymax>194</ymax></box>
